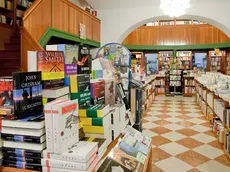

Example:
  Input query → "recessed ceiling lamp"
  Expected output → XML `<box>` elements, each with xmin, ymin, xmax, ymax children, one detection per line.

<box><xmin>160</xmin><ymin>0</ymin><xmax>191</xmax><ymax>18</ymax></box>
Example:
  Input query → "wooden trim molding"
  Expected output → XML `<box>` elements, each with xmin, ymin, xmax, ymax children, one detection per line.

<box><xmin>124</xmin><ymin>43</ymin><xmax>230</xmax><ymax>51</ymax></box>
<box><xmin>39</xmin><ymin>27</ymin><xmax>101</xmax><ymax>48</ymax></box>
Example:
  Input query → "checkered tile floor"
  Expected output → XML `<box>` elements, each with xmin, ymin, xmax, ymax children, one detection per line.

<box><xmin>143</xmin><ymin>96</ymin><xmax>230</xmax><ymax>172</ymax></box>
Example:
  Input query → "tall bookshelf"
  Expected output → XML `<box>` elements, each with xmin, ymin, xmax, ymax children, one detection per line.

<box><xmin>207</xmin><ymin>50</ymin><xmax>226</xmax><ymax>73</ymax></box>
<box><xmin>176</xmin><ymin>51</ymin><xmax>192</xmax><ymax>70</ymax></box>
<box><xmin>131</xmin><ymin>52</ymin><xmax>144</xmax><ymax>74</ymax></box>
<box><xmin>158</xmin><ymin>51</ymin><xmax>173</xmax><ymax>71</ymax></box>
<box><xmin>226</xmin><ymin>51</ymin><xmax>230</xmax><ymax>75</ymax></box>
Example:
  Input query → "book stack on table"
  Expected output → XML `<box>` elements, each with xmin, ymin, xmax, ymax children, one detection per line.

<box><xmin>79</xmin><ymin>104</ymin><xmax>113</xmax><ymax>146</ymax></box>
<box><xmin>1</xmin><ymin>114</ymin><xmax>45</xmax><ymax>171</ymax></box>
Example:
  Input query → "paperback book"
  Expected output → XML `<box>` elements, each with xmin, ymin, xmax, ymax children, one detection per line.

<box><xmin>3</xmin><ymin>140</ymin><xmax>46</xmax><ymax>151</ymax></box>
<box><xmin>3</xmin><ymin>160</ymin><xmax>42</xmax><ymax>171</ymax></box>
<box><xmin>28</xmin><ymin>51</ymin><xmax>65</xmax><ymax>88</ymax></box>
<box><xmin>80</xmin><ymin>113</ymin><xmax>111</xmax><ymax>126</ymax></box>
<box><xmin>13</xmin><ymin>71</ymin><xmax>43</xmax><ymax>119</ymax></box>
<box><xmin>90</xmin><ymin>79</ymin><xmax>105</xmax><ymax>105</ymax></box>
<box><xmin>104</xmin><ymin>79</ymin><xmax>115</xmax><ymax>106</ymax></box>
<box><xmin>2</xmin><ymin>147</ymin><xmax>42</xmax><ymax>158</ymax></box>
<box><xmin>4</xmin><ymin>155</ymin><xmax>41</xmax><ymax>164</ymax></box>
<box><xmin>78</xmin><ymin>45</ymin><xmax>91</xmax><ymax>74</ymax></box>
<box><xmin>0</xmin><ymin>76</ymin><xmax>13</xmax><ymax>109</ymax></box>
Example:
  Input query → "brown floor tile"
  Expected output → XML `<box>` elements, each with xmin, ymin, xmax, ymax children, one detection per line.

<box><xmin>176</xmin><ymin>121</ymin><xmax>196</xmax><ymax>127</ymax></box>
<box><xmin>153</xmin><ymin>120</ymin><xmax>172</xmax><ymax>126</ymax></box>
<box><xmin>151</xmin><ymin>136</ymin><xmax>171</xmax><ymax>146</ymax></box>
<box><xmin>143</xmin><ymin>119</ymin><xmax>150</xmax><ymax>123</ymax></box>
<box><xmin>158</xmin><ymin>109</ymin><xmax>172</xmax><ymax>113</ymax></box>
<box><xmin>150</xmin><ymin>127</ymin><xmax>172</xmax><ymax>134</ymax></box>
<box><xmin>200</xmin><ymin>122</ymin><xmax>212</xmax><ymax>128</ymax></box>
<box><xmin>204</xmin><ymin>130</ymin><xmax>216</xmax><ymax>137</ymax></box>
<box><xmin>176</xmin><ymin>137</ymin><xmax>204</xmax><ymax>149</ymax></box>
<box><xmin>176</xmin><ymin>110</ymin><xmax>191</xmax><ymax>115</ymax></box>
<box><xmin>156</xmin><ymin>114</ymin><xmax>172</xmax><ymax>119</ymax></box>
<box><xmin>152</xmin><ymin>164</ymin><xmax>164</xmax><ymax>172</ymax></box>
<box><xmin>215</xmin><ymin>155</ymin><xmax>230</xmax><ymax>167</ymax></box>
<box><xmin>197</xmin><ymin>116</ymin><xmax>207</xmax><ymax>120</ymax></box>
<box><xmin>187</xmin><ymin>168</ymin><xmax>201</xmax><ymax>172</ymax></box>
<box><xmin>176</xmin><ymin>150</ymin><xmax>210</xmax><ymax>167</ymax></box>
<box><xmin>208</xmin><ymin>140</ymin><xmax>223</xmax><ymax>150</ymax></box>
<box><xmin>152</xmin><ymin>148</ymin><xmax>172</xmax><ymax>163</ymax></box>
<box><xmin>177</xmin><ymin>115</ymin><xmax>193</xmax><ymax>120</ymax></box>
<box><xmin>176</xmin><ymin>128</ymin><xmax>199</xmax><ymax>136</ymax></box>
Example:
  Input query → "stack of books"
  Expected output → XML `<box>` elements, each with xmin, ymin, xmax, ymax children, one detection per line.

<box><xmin>42</xmin><ymin>141</ymin><xmax>99</xmax><ymax>172</ymax></box>
<box><xmin>1</xmin><ymin>114</ymin><xmax>45</xmax><ymax>171</ymax></box>
<box><xmin>79</xmin><ymin>104</ymin><xmax>112</xmax><ymax>146</ymax></box>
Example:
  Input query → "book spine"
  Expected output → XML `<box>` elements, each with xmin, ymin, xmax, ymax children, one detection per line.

<box><xmin>4</xmin><ymin>156</ymin><xmax>41</xmax><ymax>164</ymax></box>
<box><xmin>1</xmin><ymin>134</ymin><xmax>42</xmax><ymax>144</ymax></box>
<box><xmin>3</xmin><ymin>160</ymin><xmax>42</xmax><ymax>171</ymax></box>
<box><xmin>82</xmin><ymin>126</ymin><xmax>105</xmax><ymax>134</ymax></box>
<box><xmin>80</xmin><ymin>117</ymin><xmax>103</xmax><ymax>126</ymax></box>
<box><xmin>2</xmin><ymin>148</ymin><xmax>42</xmax><ymax>158</ymax></box>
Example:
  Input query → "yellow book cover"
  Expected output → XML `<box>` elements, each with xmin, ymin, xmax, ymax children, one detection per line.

<box><xmin>79</xmin><ymin>109</ymin><xmax>87</xmax><ymax>117</ymax></box>
<box><xmin>37</xmin><ymin>51</ymin><xmax>64</xmax><ymax>81</ymax></box>
<box><xmin>83</xmin><ymin>126</ymin><xmax>104</xmax><ymax>134</ymax></box>
<box><xmin>80</xmin><ymin>117</ymin><xmax>92</xmax><ymax>126</ymax></box>
<box><xmin>6</xmin><ymin>1</ymin><xmax>12</xmax><ymax>10</ymax></box>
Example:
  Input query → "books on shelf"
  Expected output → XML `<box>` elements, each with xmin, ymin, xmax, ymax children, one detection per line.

<box><xmin>13</xmin><ymin>71</ymin><xmax>43</xmax><ymax>119</ymax></box>
<box><xmin>28</xmin><ymin>51</ymin><xmax>65</xmax><ymax>89</ymax></box>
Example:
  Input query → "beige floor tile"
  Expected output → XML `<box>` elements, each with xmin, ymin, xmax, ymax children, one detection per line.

<box><xmin>159</xmin><ymin>142</ymin><xmax>189</xmax><ymax>156</ymax></box>
<box><xmin>197</xmin><ymin>160</ymin><xmax>230</xmax><ymax>172</ymax></box>
<box><xmin>193</xmin><ymin>145</ymin><xmax>224</xmax><ymax>159</ymax></box>
<box><xmin>162</xmin><ymin>131</ymin><xmax>187</xmax><ymax>142</ymax></box>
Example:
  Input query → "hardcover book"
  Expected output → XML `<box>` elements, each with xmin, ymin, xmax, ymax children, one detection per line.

<box><xmin>43</xmin><ymin>141</ymin><xmax>98</xmax><ymax>163</ymax></box>
<box><xmin>42</xmin><ymin>86</ymin><xmax>69</xmax><ymax>98</ymax></box>
<box><xmin>0</xmin><ymin>76</ymin><xmax>13</xmax><ymax>108</ymax></box>
<box><xmin>3</xmin><ymin>140</ymin><xmax>46</xmax><ymax>151</ymax></box>
<box><xmin>78</xmin><ymin>45</ymin><xmax>91</xmax><ymax>74</ymax></box>
<box><xmin>27</xmin><ymin>51</ymin><xmax>65</xmax><ymax>88</ymax></box>
<box><xmin>42</xmin><ymin>153</ymin><xmax>97</xmax><ymax>170</ymax></box>
<box><xmin>104</xmin><ymin>79</ymin><xmax>115</xmax><ymax>106</ymax></box>
<box><xmin>50</xmin><ymin>100</ymin><xmax>79</xmax><ymax>153</ymax></box>
<box><xmin>79</xmin><ymin>104</ymin><xmax>110</xmax><ymax>118</ymax></box>
<box><xmin>13</xmin><ymin>71</ymin><xmax>43</xmax><ymax>119</ymax></box>
<box><xmin>3</xmin><ymin>155</ymin><xmax>41</xmax><ymax>164</ymax></box>
<box><xmin>90</xmin><ymin>79</ymin><xmax>105</xmax><ymax>105</ymax></box>
<box><xmin>1</xmin><ymin>126</ymin><xmax>45</xmax><ymax>137</ymax></box>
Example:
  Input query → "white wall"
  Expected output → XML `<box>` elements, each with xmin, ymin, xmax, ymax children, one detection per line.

<box><xmin>92</xmin><ymin>0</ymin><xmax>230</xmax><ymax>46</ymax></box>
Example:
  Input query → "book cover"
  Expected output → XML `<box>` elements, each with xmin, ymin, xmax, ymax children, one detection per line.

<box><xmin>104</xmin><ymin>79</ymin><xmax>115</xmax><ymax>106</ymax></box>
<box><xmin>78</xmin><ymin>45</ymin><xmax>91</xmax><ymax>74</ymax></box>
<box><xmin>13</xmin><ymin>71</ymin><xmax>43</xmax><ymax>119</ymax></box>
<box><xmin>90</xmin><ymin>79</ymin><xmax>105</xmax><ymax>105</ymax></box>
<box><xmin>43</xmin><ymin>141</ymin><xmax>98</xmax><ymax>163</ymax></box>
<box><xmin>2</xmin><ymin>147</ymin><xmax>42</xmax><ymax>158</ymax></box>
<box><xmin>0</xmin><ymin>76</ymin><xmax>13</xmax><ymax>107</ymax></box>
<box><xmin>70</xmin><ymin>74</ymin><xmax>91</xmax><ymax>105</ymax></box>
<box><xmin>96</xmin><ymin>157</ymin><xmax>132</xmax><ymax>172</ymax></box>
<box><xmin>1</xmin><ymin>133</ymin><xmax>46</xmax><ymax>144</ymax></box>
<box><xmin>64</xmin><ymin>45</ymin><xmax>79</xmax><ymax>75</ymax></box>
<box><xmin>37</xmin><ymin>51</ymin><xmax>65</xmax><ymax>81</ymax></box>
<box><xmin>3</xmin><ymin>140</ymin><xmax>46</xmax><ymax>151</ymax></box>
<box><xmin>81</xmin><ymin>137</ymin><xmax>107</xmax><ymax>154</ymax></box>
<box><xmin>108</xmin><ymin>147</ymin><xmax>143</xmax><ymax>172</ymax></box>
<box><xmin>3</xmin><ymin>160</ymin><xmax>42</xmax><ymax>171</ymax></box>
<box><xmin>52</xmin><ymin>100</ymin><xmax>79</xmax><ymax>153</ymax></box>
<box><xmin>80</xmin><ymin>113</ymin><xmax>111</xmax><ymax>126</ymax></box>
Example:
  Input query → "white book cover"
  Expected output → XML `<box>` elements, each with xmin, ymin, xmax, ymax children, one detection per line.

<box><xmin>3</xmin><ymin>140</ymin><xmax>46</xmax><ymax>151</ymax></box>
<box><xmin>1</xmin><ymin>127</ymin><xmax>45</xmax><ymax>137</ymax></box>
<box><xmin>53</xmin><ymin>100</ymin><xmax>79</xmax><ymax>154</ymax></box>
<box><xmin>44</xmin><ymin>100</ymin><xmax>69</xmax><ymax>153</ymax></box>
<box><xmin>42</xmin><ymin>157</ymin><xmax>99</xmax><ymax>172</ymax></box>
<box><xmin>42</xmin><ymin>86</ymin><xmax>69</xmax><ymax>98</ymax></box>
<box><xmin>42</xmin><ymin>153</ymin><xmax>97</xmax><ymax>170</ymax></box>
<box><xmin>43</xmin><ymin>141</ymin><xmax>98</xmax><ymax>163</ymax></box>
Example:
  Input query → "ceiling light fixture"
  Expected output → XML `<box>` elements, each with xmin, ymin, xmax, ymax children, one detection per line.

<box><xmin>160</xmin><ymin>0</ymin><xmax>191</xmax><ymax>18</ymax></box>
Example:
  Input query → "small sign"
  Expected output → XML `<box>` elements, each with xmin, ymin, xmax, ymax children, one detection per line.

<box><xmin>80</xmin><ymin>23</ymin><xmax>86</xmax><ymax>40</ymax></box>
<box><xmin>92</xmin><ymin>11</ymin><xmax>97</xmax><ymax>17</ymax></box>
<box><xmin>215</xmin><ymin>48</ymin><xmax>220</xmax><ymax>55</ymax></box>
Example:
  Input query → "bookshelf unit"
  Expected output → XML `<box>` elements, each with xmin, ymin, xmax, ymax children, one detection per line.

<box><xmin>131</xmin><ymin>52</ymin><xmax>144</xmax><ymax>74</ymax></box>
<box><xmin>207</xmin><ymin>50</ymin><xmax>226</xmax><ymax>73</ymax></box>
<box><xmin>184</xmin><ymin>76</ymin><xmax>195</xmax><ymax>97</ymax></box>
<box><xmin>158</xmin><ymin>51</ymin><xmax>173</xmax><ymax>71</ymax></box>
<box><xmin>176</xmin><ymin>51</ymin><xmax>192</xmax><ymax>70</ymax></box>
<box><xmin>226</xmin><ymin>51</ymin><xmax>230</xmax><ymax>75</ymax></box>
<box><xmin>155</xmin><ymin>75</ymin><xmax>165</xmax><ymax>95</ymax></box>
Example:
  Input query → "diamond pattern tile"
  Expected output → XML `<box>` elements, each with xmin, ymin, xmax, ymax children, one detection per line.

<box><xmin>142</xmin><ymin>95</ymin><xmax>230</xmax><ymax>171</ymax></box>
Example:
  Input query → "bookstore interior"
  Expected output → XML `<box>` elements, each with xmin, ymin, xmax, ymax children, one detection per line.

<box><xmin>0</xmin><ymin>0</ymin><xmax>230</xmax><ymax>171</ymax></box>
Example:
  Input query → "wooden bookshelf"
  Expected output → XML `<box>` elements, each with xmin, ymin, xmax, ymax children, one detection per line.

<box><xmin>176</xmin><ymin>51</ymin><xmax>192</xmax><ymax>70</ymax></box>
<box><xmin>226</xmin><ymin>51</ymin><xmax>230</xmax><ymax>75</ymax></box>
<box><xmin>158</xmin><ymin>51</ymin><xmax>173</xmax><ymax>71</ymax></box>
<box><xmin>184</xmin><ymin>76</ymin><xmax>195</xmax><ymax>97</ymax></box>
<box><xmin>207</xmin><ymin>50</ymin><xmax>226</xmax><ymax>74</ymax></box>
